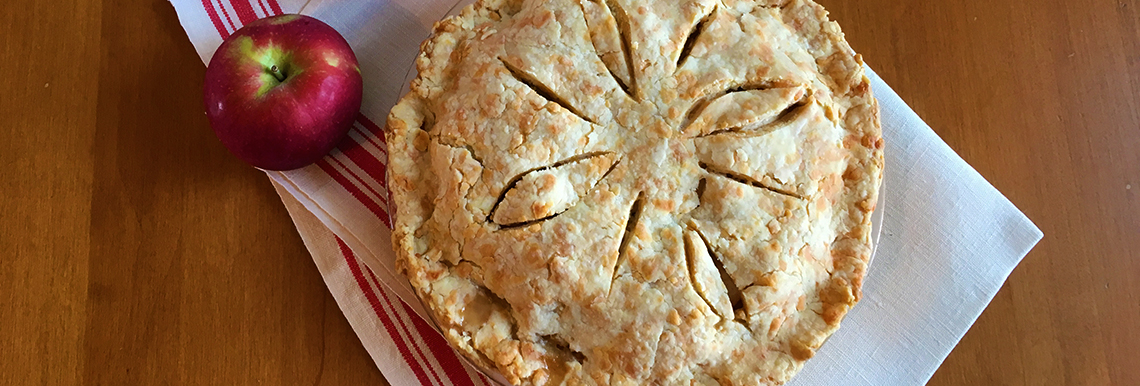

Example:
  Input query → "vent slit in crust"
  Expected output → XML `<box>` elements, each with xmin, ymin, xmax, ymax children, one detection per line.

<box><xmin>681</xmin><ymin>80</ymin><xmax>800</xmax><ymax>133</ymax></box>
<box><xmin>696</xmin><ymin>94</ymin><xmax>811</xmax><ymax>138</ymax></box>
<box><xmin>500</xmin><ymin>57</ymin><xmax>597</xmax><ymax>124</ymax></box>
<box><xmin>675</xmin><ymin>6</ymin><xmax>717</xmax><ymax>70</ymax></box>
<box><xmin>692</xmin><ymin>227</ymin><xmax>748</xmax><ymax>328</ymax></box>
<box><xmin>605</xmin><ymin>0</ymin><xmax>637</xmax><ymax>100</ymax></box>
<box><xmin>683</xmin><ymin>227</ymin><xmax>726</xmax><ymax>319</ymax></box>
<box><xmin>541</xmin><ymin>333</ymin><xmax>586</xmax><ymax>363</ymax></box>
<box><xmin>700</xmin><ymin>161</ymin><xmax>804</xmax><ymax>200</ymax></box>
<box><xmin>610</xmin><ymin>191</ymin><xmax>645</xmax><ymax>294</ymax></box>
<box><xmin>488</xmin><ymin>152</ymin><xmax>619</xmax><ymax>227</ymax></box>
<box><xmin>580</xmin><ymin>0</ymin><xmax>637</xmax><ymax>99</ymax></box>
<box><xmin>694</xmin><ymin>177</ymin><xmax>707</xmax><ymax>208</ymax></box>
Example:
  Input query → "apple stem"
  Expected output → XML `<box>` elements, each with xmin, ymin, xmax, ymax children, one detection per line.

<box><xmin>269</xmin><ymin>65</ymin><xmax>286</xmax><ymax>82</ymax></box>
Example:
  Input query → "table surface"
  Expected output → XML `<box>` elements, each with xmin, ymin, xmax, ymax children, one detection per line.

<box><xmin>3</xmin><ymin>0</ymin><xmax>1138</xmax><ymax>384</ymax></box>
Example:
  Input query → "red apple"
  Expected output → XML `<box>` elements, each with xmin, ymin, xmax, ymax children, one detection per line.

<box><xmin>204</xmin><ymin>14</ymin><xmax>362</xmax><ymax>171</ymax></box>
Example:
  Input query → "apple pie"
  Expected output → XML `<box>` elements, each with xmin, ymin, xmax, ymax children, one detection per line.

<box><xmin>385</xmin><ymin>0</ymin><xmax>883</xmax><ymax>384</ymax></box>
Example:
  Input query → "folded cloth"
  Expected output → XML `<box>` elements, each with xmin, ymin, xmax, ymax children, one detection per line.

<box><xmin>171</xmin><ymin>0</ymin><xmax>1043</xmax><ymax>384</ymax></box>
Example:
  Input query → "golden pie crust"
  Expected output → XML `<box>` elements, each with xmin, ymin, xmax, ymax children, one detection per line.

<box><xmin>385</xmin><ymin>0</ymin><xmax>884</xmax><ymax>384</ymax></box>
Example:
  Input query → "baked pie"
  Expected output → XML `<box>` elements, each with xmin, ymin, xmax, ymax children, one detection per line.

<box><xmin>385</xmin><ymin>0</ymin><xmax>883</xmax><ymax>383</ymax></box>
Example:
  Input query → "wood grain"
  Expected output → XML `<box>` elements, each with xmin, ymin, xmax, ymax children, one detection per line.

<box><xmin>0</xmin><ymin>0</ymin><xmax>1137</xmax><ymax>384</ymax></box>
<box><xmin>0</xmin><ymin>0</ymin><xmax>387</xmax><ymax>384</ymax></box>
<box><xmin>818</xmin><ymin>0</ymin><xmax>1140</xmax><ymax>384</ymax></box>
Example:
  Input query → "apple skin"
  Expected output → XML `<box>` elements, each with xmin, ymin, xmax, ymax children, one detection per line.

<box><xmin>204</xmin><ymin>14</ymin><xmax>362</xmax><ymax>171</ymax></box>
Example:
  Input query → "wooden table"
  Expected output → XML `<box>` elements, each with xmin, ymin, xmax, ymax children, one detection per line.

<box><xmin>2</xmin><ymin>0</ymin><xmax>1136</xmax><ymax>384</ymax></box>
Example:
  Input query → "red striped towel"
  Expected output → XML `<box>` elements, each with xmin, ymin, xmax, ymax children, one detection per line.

<box><xmin>275</xmin><ymin>173</ymin><xmax>498</xmax><ymax>386</ymax></box>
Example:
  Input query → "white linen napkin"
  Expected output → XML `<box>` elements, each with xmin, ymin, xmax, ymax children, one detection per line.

<box><xmin>170</xmin><ymin>0</ymin><xmax>1043</xmax><ymax>384</ymax></box>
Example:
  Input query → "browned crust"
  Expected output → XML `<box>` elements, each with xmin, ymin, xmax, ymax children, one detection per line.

<box><xmin>386</xmin><ymin>0</ymin><xmax>883</xmax><ymax>384</ymax></box>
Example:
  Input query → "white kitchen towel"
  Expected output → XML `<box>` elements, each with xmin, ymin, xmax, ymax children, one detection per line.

<box><xmin>170</xmin><ymin>0</ymin><xmax>1043</xmax><ymax>385</ymax></box>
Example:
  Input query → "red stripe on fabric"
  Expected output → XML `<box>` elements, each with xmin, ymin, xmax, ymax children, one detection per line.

<box><xmin>357</xmin><ymin>113</ymin><xmax>384</xmax><ymax>136</ymax></box>
<box><xmin>402</xmin><ymin>301</ymin><xmax>479</xmax><ymax>386</ymax></box>
<box><xmin>214</xmin><ymin>0</ymin><xmax>240</xmax><ymax>31</ymax></box>
<box><xmin>370</xmin><ymin>271</ymin><xmax>449</xmax><ymax>386</ymax></box>
<box><xmin>356</xmin><ymin>113</ymin><xmax>389</xmax><ymax>156</ymax></box>
<box><xmin>350</xmin><ymin>126</ymin><xmax>390</xmax><ymax>193</ymax></box>
<box><xmin>315</xmin><ymin>159</ymin><xmax>391</xmax><ymax>227</ymax></box>
<box><xmin>339</xmin><ymin>129</ymin><xmax>389</xmax><ymax>196</ymax></box>
<box><xmin>323</xmin><ymin>155</ymin><xmax>381</xmax><ymax>205</ymax></box>
<box><xmin>201</xmin><ymin>0</ymin><xmax>230</xmax><ymax>38</ymax></box>
<box><xmin>345</xmin><ymin>117</ymin><xmax>394</xmax><ymax>229</ymax></box>
<box><xmin>330</xmin><ymin>151</ymin><xmax>392</xmax><ymax>211</ymax></box>
<box><xmin>230</xmin><ymin>0</ymin><xmax>258</xmax><ymax>24</ymax></box>
<box><xmin>326</xmin><ymin>152</ymin><xmax>388</xmax><ymax>208</ymax></box>
<box><xmin>325</xmin><ymin>155</ymin><xmax>392</xmax><ymax>227</ymax></box>
<box><xmin>266</xmin><ymin>0</ymin><xmax>284</xmax><ymax>15</ymax></box>
<box><xmin>351</xmin><ymin>126</ymin><xmax>390</xmax><ymax>180</ymax></box>
<box><xmin>255</xmin><ymin>0</ymin><xmax>270</xmax><ymax>16</ymax></box>
<box><xmin>365</xmin><ymin>268</ymin><xmax>476</xmax><ymax>386</ymax></box>
<box><xmin>338</xmin><ymin>238</ymin><xmax>434</xmax><ymax>386</ymax></box>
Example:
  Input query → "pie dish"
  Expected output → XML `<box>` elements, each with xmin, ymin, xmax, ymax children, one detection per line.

<box><xmin>385</xmin><ymin>0</ymin><xmax>884</xmax><ymax>384</ymax></box>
